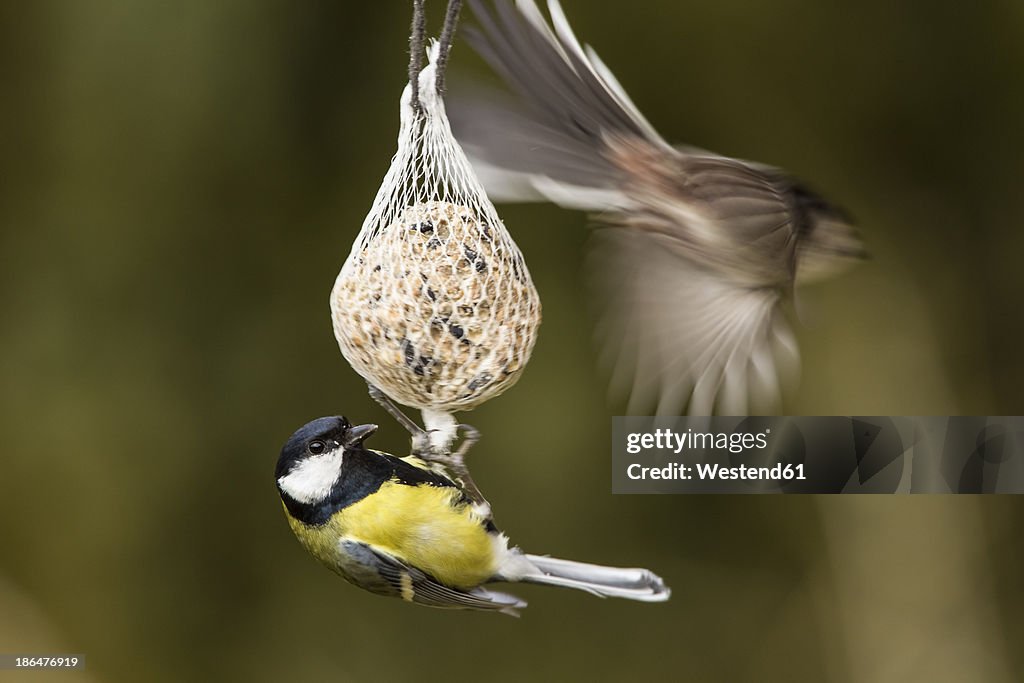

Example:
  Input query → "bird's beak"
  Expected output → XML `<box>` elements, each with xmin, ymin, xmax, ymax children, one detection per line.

<box><xmin>344</xmin><ymin>423</ymin><xmax>378</xmax><ymax>447</ymax></box>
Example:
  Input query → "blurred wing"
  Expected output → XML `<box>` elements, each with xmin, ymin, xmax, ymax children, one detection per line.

<box><xmin>452</xmin><ymin>98</ymin><xmax>632</xmax><ymax>209</ymax></box>
<box><xmin>587</xmin><ymin>228</ymin><xmax>799</xmax><ymax>415</ymax></box>
<box><xmin>605</xmin><ymin>142</ymin><xmax>801</xmax><ymax>284</ymax></box>
<box><xmin>452</xmin><ymin>0</ymin><xmax>668</xmax><ymax>208</ymax></box>
<box><xmin>340</xmin><ymin>540</ymin><xmax>526</xmax><ymax>616</ymax></box>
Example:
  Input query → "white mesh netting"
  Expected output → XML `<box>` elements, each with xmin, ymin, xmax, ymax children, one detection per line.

<box><xmin>331</xmin><ymin>45</ymin><xmax>541</xmax><ymax>412</ymax></box>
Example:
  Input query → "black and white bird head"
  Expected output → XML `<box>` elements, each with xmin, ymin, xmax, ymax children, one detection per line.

<box><xmin>275</xmin><ymin>416</ymin><xmax>377</xmax><ymax>506</ymax></box>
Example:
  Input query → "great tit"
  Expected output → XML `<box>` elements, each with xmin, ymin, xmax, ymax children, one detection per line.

<box><xmin>275</xmin><ymin>415</ymin><xmax>670</xmax><ymax>616</ymax></box>
<box><xmin>450</xmin><ymin>0</ymin><xmax>867</xmax><ymax>415</ymax></box>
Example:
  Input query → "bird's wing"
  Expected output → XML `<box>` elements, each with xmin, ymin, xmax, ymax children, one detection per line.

<box><xmin>605</xmin><ymin>142</ymin><xmax>801</xmax><ymax>283</ymax></box>
<box><xmin>340</xmin><ymin>540</ymin><xmax>527</xmax><ymax>617</ymax></box>
<box><xmin>582</xmin><ymin>145</ymin><xmax>803</xmax><ymax>415</ymax></box>
<box><xmin>451</xmin><ymin>0</ymin><xmax>668</xmax><ymax>208</ymax></box>
<box><xmin>587</xmin><ymin>226</ymin><xmax>799</xmax><ymax>416</ymax></box>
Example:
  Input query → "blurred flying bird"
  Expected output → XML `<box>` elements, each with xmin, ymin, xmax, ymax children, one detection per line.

<box><xmin>450</xmin><ymin>0</ymin><xmax>866</xmax><ymax>415</ymax></box>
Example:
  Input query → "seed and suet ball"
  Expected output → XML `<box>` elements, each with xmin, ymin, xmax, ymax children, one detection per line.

<box><xmin>332</xmin><ymin>200</ymin><xmax>541</xmax><ymax>412</ymax></box>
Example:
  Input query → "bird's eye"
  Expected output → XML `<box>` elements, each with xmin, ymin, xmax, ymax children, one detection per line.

<box><xmin>308</xmin><ymin>440</ymin><xmax>327</xmax><ymax>455</ymax></box>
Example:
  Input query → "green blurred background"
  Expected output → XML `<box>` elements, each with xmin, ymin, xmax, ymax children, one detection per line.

<box><xmin>2</xmin><ymin>1</ymin><xmax>1023</xmax><ymax>681</ymax></box>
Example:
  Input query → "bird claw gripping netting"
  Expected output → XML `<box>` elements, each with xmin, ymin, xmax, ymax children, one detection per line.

<box><xmin>331</xmin><ymin>44</ymin><xmax>541</xmax><ymax>413</ymax></box>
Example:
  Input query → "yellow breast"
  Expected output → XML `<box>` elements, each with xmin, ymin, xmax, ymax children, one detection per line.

<box><xmin>287</xmin><ymin>481</ymin><xmax>497</xmax><ymax>591</ymax></box>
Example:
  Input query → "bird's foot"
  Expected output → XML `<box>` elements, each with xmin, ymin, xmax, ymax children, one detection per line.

<box><xmin>433</xmin><ymin>424</ymin><xmax>490</xmax><ymax>515</ymax></box>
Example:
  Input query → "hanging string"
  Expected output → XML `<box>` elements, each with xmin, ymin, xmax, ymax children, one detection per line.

<box><xmin>434</xmin><ymin>0</ymin><xmax>463</xmax><ymax>96</ymax></box>
<box><xmin>409</xmin><ymin>0</ymin><xmax>463</xmax><ymax>109</ymax></box>
<box><xmin>409</xmin><ymin>0</ymin><xmax>426</xmax><ymax>114</ymax></box>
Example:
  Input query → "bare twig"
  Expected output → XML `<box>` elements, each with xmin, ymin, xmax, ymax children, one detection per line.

<box><xmin>434</xmin><ymin>0</ymin><xmax>463</xmax><ymax>96</ymax></box>
<box><xmin>409</xmin><ymin>0</ymin><xmax>426</xmax><ymax>114</ymax></box>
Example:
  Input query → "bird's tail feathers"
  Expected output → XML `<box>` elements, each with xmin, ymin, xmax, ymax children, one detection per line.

<box><xmin>509</xmin><ymin>553</ymin><xmax>671</xmax><ymax>602</ymax></box>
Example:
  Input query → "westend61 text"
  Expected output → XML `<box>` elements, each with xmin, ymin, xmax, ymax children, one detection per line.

<box><xmin>627</xmin><ymin>462</ymin><xmax>806</xmax><ymax>481</ymax></box>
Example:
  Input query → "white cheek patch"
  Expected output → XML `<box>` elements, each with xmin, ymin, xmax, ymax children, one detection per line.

<box><xmin>278</xmin><ymin>451</ymin><xmax>344</xmax><ymax>504</ymax></box>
